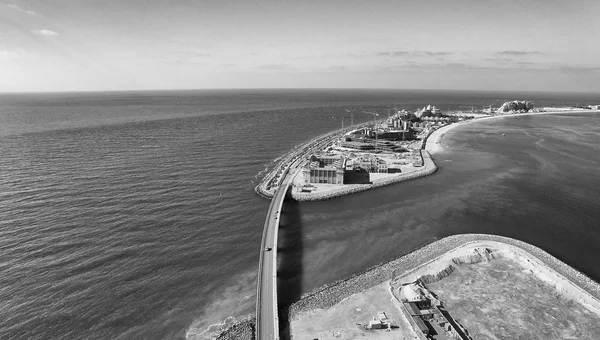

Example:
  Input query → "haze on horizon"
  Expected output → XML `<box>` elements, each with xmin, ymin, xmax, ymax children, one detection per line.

<box><xmin>1</xmin><ymin>0</ymin><xmax>599</xmax><ymax>93</ymax></box>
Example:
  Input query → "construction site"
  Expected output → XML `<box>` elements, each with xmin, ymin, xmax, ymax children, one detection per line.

<box><xmin>295</xmin><ymin>106</ymin><xmax>459</xmax><ymax>194</ymax></box>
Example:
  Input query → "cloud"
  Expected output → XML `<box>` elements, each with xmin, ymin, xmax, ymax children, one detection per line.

<box><xmin>485</xmin><ymin>57</ymin><xmax>514</xmax><ymax>62</ymax></box>
<box><xmin>375</xmin><ymin>51</ymin><xmax>449</xmax><ymax>57</ymax></box>
<box><xmin>159</xmin><ymin>51</ymin><xmax>211</xmax><ymax>64</ymax></box>
<box><xmin>258</xmin><ymin>64</ymin><xmax>294</xmax><ymax>70</ymax></box>
<box><xmin>559</xmin><ymin>66</ymin><xmax>600</xmax><ymax>74</ymax></box>
<box><xmin>378</xmin><ymin>61</ymin><xmax>528</xmax><ymax>73</ymax></box>
<box><xmin>7</xmin><ymin>4</ymin><xmax>38</xmax><ymax>15</ymax></box>
<box><xmin>0</xmin><ymin>48</ymin><xmax>30</xmax><ymax>63</ymax></box>
<box><xmin>375</xmin><ymin>51</ymin><xmax>409</xmax><ymax>56</ymax></box>
<box><xmin>422</xmin><ymin>52</ymin><xmax>450</xmax><ymax>56</ymax></box>
<box><xmin>33</xmin><ymin>29</ymin><xmax>59</xmax><ymax>36</ymax></box>
<box><xmin>495</xmin><ymin>50</ymin><xmax>539</xmax><ymax>56</ymax></box>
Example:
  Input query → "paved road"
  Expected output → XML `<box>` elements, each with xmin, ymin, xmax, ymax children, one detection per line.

<box><xmin>256</xmin><ymin>168</ymin><xmax>296</xmax><ymax>340</ymax></box>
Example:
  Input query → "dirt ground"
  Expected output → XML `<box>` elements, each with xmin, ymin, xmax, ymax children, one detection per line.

<box><xmin>290</xmin><ymin>242</ymin><xmax>600</xmax><ymax>340</ymax></box>
<box><xmin>427</xmin><ymin>258</ymin><xmax>600</xmax><ymax>340</ymax></box>
<box><xmin>290</xmin><ymin>282</ymin><xmax>418</xmax><ymax>340</ymax></box>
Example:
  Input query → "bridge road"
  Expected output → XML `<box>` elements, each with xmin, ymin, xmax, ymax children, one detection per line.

<box><xmin>256</xmin><ymin>164</ymin><xmax>299</xmax><ymax>340</ymax></box>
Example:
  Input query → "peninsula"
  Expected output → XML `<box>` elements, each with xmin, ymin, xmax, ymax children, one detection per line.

<box><xmin>255</xmin><ymin>105</ymin><xmax>475</xmax><ymax>201</ymax></box>
<box><xmin>255</xmin><ymin>103</ymin><xmax>600</xmax><ymax>202</ymax></box>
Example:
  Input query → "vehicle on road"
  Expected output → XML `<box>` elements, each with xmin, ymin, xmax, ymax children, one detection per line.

<box><xmin>265</xmin><ymin>247</ymin><xmax>272</xmax><ymax>251</ymax></box>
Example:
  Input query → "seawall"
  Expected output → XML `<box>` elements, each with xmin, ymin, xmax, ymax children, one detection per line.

<box><xmin>287</xmin><ymin>234</ymin><xmax>600</xmax><ymax>319</ymax></box>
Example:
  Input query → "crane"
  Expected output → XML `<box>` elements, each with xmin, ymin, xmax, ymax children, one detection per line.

<box><xmin>344</xmin><ymin>109</ymin><xmax>356</xmax><ymax>126</ymax></box>
<box><xmin>362</xmin><ymin>111</ymin><xmax>379</xmax><ymax>125</ymax></box>
<box><xmin>362</xmin><ymin>111</ymin><xmax>380</xmax><ymax>148</ymax></box>
<box><xmin>332</xmin><ymin>115</ymin><xmax>347</xmax><ymax>130</ymax></box>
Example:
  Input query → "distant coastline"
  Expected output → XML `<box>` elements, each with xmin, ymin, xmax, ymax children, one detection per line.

<box><xmin>425</xmin><ymin>108</ymin><xmax>600</xmax><ymax>154</ymax></box>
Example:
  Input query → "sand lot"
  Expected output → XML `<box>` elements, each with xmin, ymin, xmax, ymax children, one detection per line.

<box><xmin>427</xmin><ymin>257</ymin><xmax>600</xmax><ymax>340</ymax></box>
<box><xmin>290</xmin><ymin>282</ymin><xmax>417</xmax><ymax>340</ymax></box>
<box><xmin>291</xmin><ymin>241</ymin><xmax>600</xmax><ymax>340</ymax></box>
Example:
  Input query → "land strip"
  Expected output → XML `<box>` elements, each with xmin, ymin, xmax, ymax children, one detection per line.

<box><xmin>288</xmin><ymin>234</ymin><xmax>600</xmax><ymax>318</ymax></box>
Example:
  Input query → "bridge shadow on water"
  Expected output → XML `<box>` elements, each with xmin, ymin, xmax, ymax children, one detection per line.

<box><xmin>276</xmin><ymin>196</ymin><xmax>304</xmax><ymax>340</ymax></box>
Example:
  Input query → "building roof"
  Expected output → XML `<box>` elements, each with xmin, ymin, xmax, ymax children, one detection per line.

<box><xmin>404</xmin><ymin>302</ymin><xmax>422</xmax><ymax>316</ymax></box>
<box><xmin>412</xmin><ymin>316</ymin><xmax>429</xmax><ymax>333</ymax></box>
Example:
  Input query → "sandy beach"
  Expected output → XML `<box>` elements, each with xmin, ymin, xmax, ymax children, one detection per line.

<box><xmin>425</xmin><ymin>109</ymin><xmax>600</xmax><ymax>154</ymax></box>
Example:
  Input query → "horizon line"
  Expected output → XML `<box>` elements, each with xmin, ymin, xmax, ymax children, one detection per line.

<box><xmin>1</xmin><ymin>87</ymin><xmax>600</xmax><ymax>95</ymax></box>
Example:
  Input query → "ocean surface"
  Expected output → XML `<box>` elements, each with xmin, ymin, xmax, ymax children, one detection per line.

<box><xmin>0</xmin><ymin>89</ymin><xmax>599</xmax><ymax>340</ymax></box>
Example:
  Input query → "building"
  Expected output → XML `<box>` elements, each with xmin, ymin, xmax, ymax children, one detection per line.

<box><xmin>400</xmin><ymin>285</ymin><xmax>471</xmax><ymax>340</ymax></box>
<box><xmin>354</xmin><ymin>155</ymin><xmax>388</xmax><ymax>173</ymax></box>
<box><xmin>343</xmin><ymin>167</ymin><xmax>370</xmax><ymax>184</ymax></box>
<box><xmin>364</xmin><ymin>311</ymin><xmax>392</xmax><ymax>330</ymax></box>
<box><xmin>302</xmin><ymin>154</ymin><xmax>346</xmax><ymax>184</ymax></box>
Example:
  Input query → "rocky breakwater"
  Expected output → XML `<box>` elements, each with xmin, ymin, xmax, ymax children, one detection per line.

<box><xmin>215</xmin><ymin>316</ymin><xmax>255</xmax><ymax>340</ymax></box>
<box><xmin>291</xmin><ymin>150</ymin><xmax>438</xmax><ymax>202</ymax></box>
<box><xmin>416</xmin><ymin>247</ymin><xmax>503</xmax><ymax>285</ymax></box>
<box><xmin>287</xmin><ymin>234</ymin><xmax>600</xmax><ymax>321</ymax></box>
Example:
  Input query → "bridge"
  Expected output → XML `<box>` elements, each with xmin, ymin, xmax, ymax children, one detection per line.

<box><xmin>255</xmin><ymin>164</ymin><xmax>298</xmax><ymax>340</ymax></box>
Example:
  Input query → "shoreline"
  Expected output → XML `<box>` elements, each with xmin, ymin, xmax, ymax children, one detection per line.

<box><xmin>425</xmin><ymin>109</ymin><xmax>600</xmax><ymax>154</ymax></box>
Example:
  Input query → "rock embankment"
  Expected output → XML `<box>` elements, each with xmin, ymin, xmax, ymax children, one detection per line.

<box><xmin>416</xmin><ymin>265</ymin><xmax>456</xmax><ymax>285</ymax></box>
<box><xmin>451</xmin><ymin>247</ymin><xmax>502</xmax><ymax>265</ymax></box>
<box><xmin>215</xmin><ymin>316</ymin><xmax>255</xmax><ymax>340</ymax></box>
<box><xmin>291</xmin><ymin>150</ymin><xmax>437</xmax><ymax>202</ymax></box>
<box><xmin>415</xmin><ymin>247</ymin><xmax>503</xmax><ymax>285</ymax></box>
<box><xmin>287</xmin><ymin>234</ymin><xmax>600</xmax><ymax>320</ymax></box>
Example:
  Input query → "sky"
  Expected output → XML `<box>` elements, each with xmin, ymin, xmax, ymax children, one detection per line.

<box><xmin>1</xmin><ymin>0</ymin><xmax>599</xmax><ymax>92</ymax></box>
